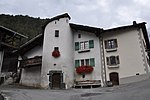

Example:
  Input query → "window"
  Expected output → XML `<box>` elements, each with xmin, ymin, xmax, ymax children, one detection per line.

<box><xmin>78</xmin><ymin>34</ymin><xmax>81</xmax><ymax>38</ymax></box>
<box><xmin>85</xmin><ymin>59</ymin><xmax>89</xmax><ymax>65</ymax></box>
<box><xmin>55</xmin><ymin>30</ymin><xmax>59</xmax><ymax>37</ymax></box>
<box><xmin>54</xmin><ymin>47</ymin><xmax>59</xmax><ymax>51</ymax></box>
<box><xmin>75</xmin><ymin>58</ymin><xmax>95</xmax><ymax>67</ymax></box>
<box><xmin>80</xmin><ymin>41</ymin><xmax>89</xmax><ymax>50</ymax></box>
<box><xmin>106</xmin><ymin>56</ymin><xmax>120</xmax><ymax>66</ymax></box>
<box><xmin>74</xmin><ymin>40</ymin><xmax>94</xmax><ymax>51</ymax></box>
<box><xmin>81</xmin><ymin>59</ymin><xmax>84</xmax><ymax>66</ymax></box>
<box><xmin>105</xmin><ymin>39</ymin><xmax>118</xmax><ymax>49</ymax></box>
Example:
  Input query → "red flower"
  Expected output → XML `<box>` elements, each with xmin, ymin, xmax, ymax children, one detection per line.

<box><xmin>76</xmin><ymin>66</ymin><xmax>93</xmax><ymax>74</ymax></box>
<box><xmin>52</xmin><ymin>50</ymin><xmax>60</xmax><ymax>58</ymax></box>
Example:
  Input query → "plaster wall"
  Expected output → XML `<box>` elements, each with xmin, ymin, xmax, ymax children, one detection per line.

<box><xmin>103</xmin><ymin>28</ymin><xmax>149</xmax><ymax>84</ymax></box>
<box><xmin>42</xmin><ymin>17</ymin><xmax>74</xmax><ymax>88</ymax></box>
<box><xmin>20</xmin><ymin>46</ymin><xmax>42</xmax><ymax>87</ymax></box>
<box><xmin>73</xmin><ymin>31</ymin><xmax>101</xmax><ymax>81</ymax></box>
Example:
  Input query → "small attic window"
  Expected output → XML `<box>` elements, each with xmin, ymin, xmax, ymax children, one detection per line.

<box><xmin>54</xmin><ymin>47</ymin><xmax>59</xmax><ymax>51</ymax></box>
<box><xmin>78</xmin><ymin>34</ymin><xmax>81</xmax><ymax>38</ymax></box>
<box><xmin>66</xmin><ymin>19</ymin><xmax>69</xmax><ymax>23</ymax></box>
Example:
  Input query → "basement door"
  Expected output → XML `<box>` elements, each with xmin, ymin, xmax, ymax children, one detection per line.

<box><xmin>109</xmin><ymin>72</ymin><xmax>119</xmax><ymax>85</ymax></box>
<box><xmin>52</xmin><ymin>73</ymin><xmax>61</xmax><ymax>89</ymax></box>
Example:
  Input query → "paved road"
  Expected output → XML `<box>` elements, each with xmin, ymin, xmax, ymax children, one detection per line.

<box><xmin>1</xmin><ymin>79</ymin><xmax>150</xmax><ymax>100</ymax></box>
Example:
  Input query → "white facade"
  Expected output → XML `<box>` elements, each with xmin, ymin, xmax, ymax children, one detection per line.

<box><xmin>74</xmin><ymin>30</ymin><xmax>101</xmax><ymax>81</ymax></box>
<box><xmin>19</xmin><ymin>13</ymin><xmax>150</xmax><ymax>89</ymax></box>
<box><xmin>103</xmin><ymin>27</ymin><xmax>150</xmax><ymax>85</ymax></box>
<box><xmin>41</xmin><ymin>17</ymin><xmax>74</xmax><ymax>88</ymax></box>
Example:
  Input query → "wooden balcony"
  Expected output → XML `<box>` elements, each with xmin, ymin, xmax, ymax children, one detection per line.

<box><xmin>20</xmin><ymin>56</ymin><xmax>42</xmax><ymax>68</ymax></box>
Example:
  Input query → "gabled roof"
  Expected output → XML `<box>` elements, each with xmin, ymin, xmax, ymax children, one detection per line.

<box><xmin>70</xmin><ymin>23</ymin><xmax>103</xmax><ymax>36</ymax></box>
<box><xmin>0</xmin><ymin>25</ymin><xmax>28</xmax><ymax>38</ymax></box>
<box><xmin>48</xmin><ymin>13</ymin><xmax>71</xmax><ymax>22</ymax></box>
<box><xmin>15</xmin><ymin>34</ymin><xmax>43</xmax><ymax>55</ymax></box>
<box><xmin>42</xmin><ymin>13</ymin><xmax>71</xmax><ymax>31</ymax></box>
<box><xmin>102</xmin><ymin>22</ymin><xmax>150</xmax><ymax>51</ymax></box>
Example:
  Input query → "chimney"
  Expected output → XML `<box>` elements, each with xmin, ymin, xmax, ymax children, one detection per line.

<box><xmin>133</xmin><ymin>21</ymin><xmax>137</xmax><ymax>25</ymax></box>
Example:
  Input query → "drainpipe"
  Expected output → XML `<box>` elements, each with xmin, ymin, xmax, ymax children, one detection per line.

<box><xmin>99</xmin><ymin>35</ymin><xmax>107</xmax><ymax>87</ymax></box>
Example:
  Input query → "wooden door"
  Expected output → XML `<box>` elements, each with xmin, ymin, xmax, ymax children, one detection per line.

<box><xmin>109</xmin><ymin>72</ymin><xmax>119</xmax><ymax>85</ymax></box>
<box><xmin>52</xmin><ymin>73</ymin><xmax>61</xmax><ymax>89</ymax></box>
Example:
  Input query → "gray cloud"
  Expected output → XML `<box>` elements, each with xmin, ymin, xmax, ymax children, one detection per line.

<box><xmin>0</xmin><ymin>0</ymin><xmax>150</xmax><ymax>38</ymax></box>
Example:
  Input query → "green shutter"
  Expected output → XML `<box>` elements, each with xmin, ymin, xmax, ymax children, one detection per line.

<box><xmin>89</xmin><ymin>40</ymin><xmax>94</xmax><ymax>48</ymax></box>
<box><xmin>75</xmin><ymin>42</ymin><xmax>79</xmax><ymax>51</ymax></box>
<box><xmin>75</xmin><ymin>60</ymin><xmax>80</xmax><ymax>67</ymax></box>
<box><xmin>90</xmin><ymin>58</ymin><xmax>95</xmax><ymax>67</ymax></box>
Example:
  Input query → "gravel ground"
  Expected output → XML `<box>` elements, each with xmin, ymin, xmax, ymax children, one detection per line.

<box><xmin>1</xmin><ymin>79</ymin><xmax>150</xmax><ymax>100</ymax></box>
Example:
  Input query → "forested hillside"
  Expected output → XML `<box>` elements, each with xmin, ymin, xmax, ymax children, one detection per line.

<box><xmin>0</xmin><ymin>14</ymin><xmax>50</xmax><ymax>43</ymax></box>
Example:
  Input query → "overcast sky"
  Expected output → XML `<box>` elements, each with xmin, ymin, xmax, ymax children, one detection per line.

<box><xmin>0</xmin><ymin>0</ymin><xmax>150</xmax><ymax>38</ymax></box>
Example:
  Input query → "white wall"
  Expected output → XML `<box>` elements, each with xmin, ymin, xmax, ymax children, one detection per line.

<box><xmin>20</xmin><ymin>45</ymin><xmax>43</xmax><ymax>87</ymax></box>
<box><xmin>24</xmin><ymin>45</ymin><xmax>43</xmax><ymax>58</ymax></box>
<box><xmin>41</xmin><ymin>17</ymin><xmax>74</xmax><ymax>88</ymax></box>
<box><xmin>103</xmin><ymin>27</ymin><xmax>149</xmax><ymax>84</ymax></box>
<box><xmin>74</xmin><ymin>31</ymin><xmax>101</xmax><ymax>81</ymax></box>
<box><xmin>20</xmin><ymin>67</ymin><xmax>41</xmax><ymax>87</ymax></box>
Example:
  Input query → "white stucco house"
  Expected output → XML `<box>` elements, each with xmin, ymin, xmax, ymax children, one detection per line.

<box><xmin>17</xmin><ymin>13</ymin><xmax>150</xmax><ymax>89</ymax></box>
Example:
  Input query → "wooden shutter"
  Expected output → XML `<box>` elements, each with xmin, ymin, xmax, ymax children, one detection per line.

<box><xmin>75</xmin><ymin>60</ymin><xmax>80</xmax><ymax>67</ymax></box>
<box><xmin>116</xmin><ymin>56</ymin><xmax>120</xmax><ymax>64</ymax></box>
<box><xmin>89</xmin><ymin>40</ymin><xmax>94</xmax><ymax>48</ymax></box>
<box><xmin>75</xmin><ymin>42</ymin><xmax>79</xmax><ymax>51</ymax></box>
<box><xmin>104</xmin><ymin>40</ymin><xmax>108</xmax><ymax>49</ymax></box>
<box><xmin>90</xmin><ymin>58</ymin><xmax>95</xmax><ymax>66</ymax></box>
<box><xmin>106</xmin><ymin>57</ymin><xmax>109</xmax><ymax>65</ymax></box>
<box><xmin>114</xmin><ymin>39</ymin><xmax>118</xmax><ymax>48</ymax></box>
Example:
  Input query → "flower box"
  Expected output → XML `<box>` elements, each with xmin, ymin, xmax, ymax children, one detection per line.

<box><xmin>52</xmin><ymin>50</ymin><xmax>60</xmax><ymax>58</ymax></box>
<box><xmin>76</xmin><ymin>65</ymin><xmax>93</xmax><ymax>74</ymax></box>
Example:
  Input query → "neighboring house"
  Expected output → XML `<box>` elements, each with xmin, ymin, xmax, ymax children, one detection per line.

<box><xmin>102</xmin><ymin>22</ymin><xmax>150</xmax><ymax>85</ymax></box>
<box><xmin>17</xmin><ymin>13</ymin><xmax>150</xmax><ymax>89</ymax></box>
<box><xmin>0</xmin><ymin>25</ymin><xmax>27</xmax><ymax>83</ymax></box>
<box><xmin>18</xmin><ymin>34</ymin><xmax>43</xmax><ymax>87</ymax></box>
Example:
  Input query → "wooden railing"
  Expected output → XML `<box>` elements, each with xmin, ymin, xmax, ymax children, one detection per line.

<box><xmin>20</xmin><ymin>56</ymin><xmax>42</xmax><ymax>68</ymax></box>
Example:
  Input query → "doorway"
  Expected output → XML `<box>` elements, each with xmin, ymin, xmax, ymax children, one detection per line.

<box><xmin>52</xmin><ymin>73</ymin><xmax>61</xmax><ymax>89</ymax></box>
<box><xmin>109</xmin><ymin>72</ymin><xmax>119</xmax><ymax>85</ymax></box>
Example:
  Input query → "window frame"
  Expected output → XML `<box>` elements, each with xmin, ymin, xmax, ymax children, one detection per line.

<box><xmin>106</xmin><ymin>56</ymin><xmax>120</xmax><ymax>67</ymax></box>
<box><xmin>105</xmin><ymin>39</ymin><xmax>118</xmax><ymax>51</ymax></box>
<box><xmin>75</xmin><ymin>58</ymin><xmax>95</xmax><ymax>67</ymax></box>
<box><xmin>74</xmin><ymin>40</ymin><xmax>94</xmax><ymax>52</ymax></box>
<box><xmin>55</xmin><ymin>30</ymin><xmax>59</xmax><ymax>37</ymax></box>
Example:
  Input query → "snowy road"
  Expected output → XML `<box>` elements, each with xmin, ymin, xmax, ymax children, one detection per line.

<box><xmin>1</xmin><ymin>79</ymin><xmax>150</xmax><ymax>100</ymax></box>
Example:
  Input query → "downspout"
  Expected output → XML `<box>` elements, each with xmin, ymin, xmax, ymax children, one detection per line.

<box><xmin>100</xmin><ymin>35</ymin><xmax>107</xmax><ymax>87</ymax></box>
